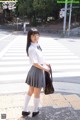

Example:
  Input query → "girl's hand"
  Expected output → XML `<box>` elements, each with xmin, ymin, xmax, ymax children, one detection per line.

<box><xmin>46</xmin><ymin>63</ymin><xmax>50</xmax><ymax>67</ymax></box>
<box><xmin>45</xmin><ymin>68</ymin><xmax>50</xmax><ymax>73</ymax></box>
<box><xmin>46</xmin><ymin>64</ymin><xmax>51</xmax><ymax>74</ymax></box>
<box><xmin>44</xmin><ymin>64</ymin><xmax>50</xmax><ymax>73</ymax></box>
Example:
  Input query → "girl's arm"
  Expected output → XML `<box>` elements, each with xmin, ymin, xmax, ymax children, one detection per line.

<box><xmin>33</xmin><ymin>63</ymin><xmax>50</xmax><ymax>73</ymax></box>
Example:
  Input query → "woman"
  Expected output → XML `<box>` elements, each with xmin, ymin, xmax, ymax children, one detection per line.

<box><xmin>22</xmin><ymin>28</ymin><xmax>50</xmax><ymax>117</ymax></box>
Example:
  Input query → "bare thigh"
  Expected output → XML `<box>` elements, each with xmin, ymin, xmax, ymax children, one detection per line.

<box><xmin>27</xmin><ymin>86</ymin><xmax>34</xmax><ymax>96</ymax></box>
<box><xmin>34</xmin><ymin>87</ymin><xmax>41</xmax><ymax>98</ymax></box>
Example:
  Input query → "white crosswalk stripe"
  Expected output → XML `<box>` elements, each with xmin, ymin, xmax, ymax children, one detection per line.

<box><xmin>0</xmin><ymin>36</ymin><xmax>80</xmax><ymax>84</ymax></box>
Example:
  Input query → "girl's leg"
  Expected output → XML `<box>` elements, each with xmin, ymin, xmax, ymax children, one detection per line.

<box><xmin>23</xmin><ymin>86</ymin><xmax>34</xmax><ymax>112</ymax></box>
<box><xmin>33</xmin><ymin>88</ymin><xmax>41</xmax><ymax>112</ymax></box>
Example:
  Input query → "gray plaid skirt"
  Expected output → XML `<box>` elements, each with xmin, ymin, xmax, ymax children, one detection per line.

<box><xmin>25</xmin><ymin>66</ymin><xmax>45</xmax><ymax>88</ymax></box>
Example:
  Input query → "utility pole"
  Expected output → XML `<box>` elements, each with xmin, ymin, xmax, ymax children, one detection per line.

<box><xmin>63</xmin><ymin>0</ymin><xmax>68</xmax><ymax>34</ymax></box>
<box><xmin>68</xmin><ymin>0</ymin><xmax>73</xmax><ymax>36</ymax></box>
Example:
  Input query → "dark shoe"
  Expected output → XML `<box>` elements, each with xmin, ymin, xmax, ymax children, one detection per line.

<box><xmin>22</xmin><ymin>111</ymin><xmax>30</xmax><ymax>117</ymax></box>
<box><xmin>32</xmin><ymin>111</ymin><xmax>39</xmax><ymax>117</ymax></box>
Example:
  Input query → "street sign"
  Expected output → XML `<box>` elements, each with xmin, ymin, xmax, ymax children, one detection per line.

<box><xmin>60</xmin><ymin>6</ymin><xmax>80</xmax><ymax>11</ymax></box>
<box><xmin>57</xmin><ymin>0</ymin><xmax>79</xmax><ymax>4</ymax></box>
<box><xmin>59</xmin><ymin>9</ymin><xmax>65</xmax><ymax>18</ymax></box>
<box><xmin>2</xmin><ymin>1</ymin><xmax>16</xmax><ymax>10</ymax></box>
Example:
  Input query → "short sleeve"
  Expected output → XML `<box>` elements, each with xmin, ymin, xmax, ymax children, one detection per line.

<box><xmin>28</xmin><ymin>47</ymin><xmax>38</xmax><ymax>64</ymax></box>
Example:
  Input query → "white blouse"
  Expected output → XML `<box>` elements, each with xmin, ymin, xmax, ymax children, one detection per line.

<box><xmin>28</xmin><ymin>42</ymin><xmax>45</xmax><ymax>65</ymax></box>
<box><xmin>28</xmin><ymin>42</ymin><xmax>49</xmax><ymax>70</ymax></box>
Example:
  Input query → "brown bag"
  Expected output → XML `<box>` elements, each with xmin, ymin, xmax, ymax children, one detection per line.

<box><xmin>44</xmin><ymin>65</ymin><xmax>54</xmax><ymax>95</ymax></box>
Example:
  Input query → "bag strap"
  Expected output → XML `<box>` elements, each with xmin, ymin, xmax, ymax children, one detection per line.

<box><xmin>49</xmin><ymin>65</ymin><xmax>52</xmax><ymax>79</ymax></box>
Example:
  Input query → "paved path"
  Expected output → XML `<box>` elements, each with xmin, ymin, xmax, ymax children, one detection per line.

<box><xmin>0</xmin><ymin>93</ymin><xmax>80</xmax><ymax>120</ymax></box>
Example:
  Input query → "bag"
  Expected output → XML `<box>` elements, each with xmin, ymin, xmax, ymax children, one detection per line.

<box><xmin>44</xmin><ymin>65</ymin><xmax>54</xmax><ymax>95</ymax></box>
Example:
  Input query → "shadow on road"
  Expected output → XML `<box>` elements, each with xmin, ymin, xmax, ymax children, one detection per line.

<box><xmin>54</xmin><ymin>76</ymin><xmax>80</xmax><ymax>84</ymax></box>
<box><xmin>18</xmin><ymin>106</ymin><xmax>80</xmax><ymax>120</ymax></box>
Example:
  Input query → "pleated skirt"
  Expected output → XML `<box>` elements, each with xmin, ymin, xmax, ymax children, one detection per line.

<box><xmin>25</xmin><ymin>66</ymin><xmax>45</xmax><ymax>88</ymax></box>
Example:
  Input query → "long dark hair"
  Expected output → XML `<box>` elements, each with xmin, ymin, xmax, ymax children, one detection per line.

<box><xmin>26</xmin><ymin>28</ymin><xmax>39</xmax><ymax>56</ymax></box>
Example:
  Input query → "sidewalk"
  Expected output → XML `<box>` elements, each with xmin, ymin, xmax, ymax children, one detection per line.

<box><xmin>0</xmin><ymin>92</ymin><xmax>80</xmax><ymax>120</ymax></box>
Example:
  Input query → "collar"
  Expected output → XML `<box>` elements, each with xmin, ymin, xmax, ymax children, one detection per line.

<box><xmin>31</xmin><ymin>42</ymin><xmax>39</xmax><ymax>48</ymax></box>
<box><xmin>31</xmin><ymin>42</ymin><xmax>42</xmax><ymax>51</ymax></box>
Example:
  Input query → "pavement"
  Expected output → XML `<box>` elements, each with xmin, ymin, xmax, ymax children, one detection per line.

<box><xmin>0</xmin><ymin>92</ymin><xmax>80</xmax><ymax>120</ymax></box>
<box><xmin>0</xmin><ymin>30</ymin><xmax>80</xmax><ymax>120</ymax></box>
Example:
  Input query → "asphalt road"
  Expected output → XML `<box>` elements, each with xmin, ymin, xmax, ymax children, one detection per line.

<box><xmin>0</xmin><ymin>30</ymin><xmax>80</xmax><ymax>120</ymax></box>
<box><xmin>0</xmin><ymin>30</ymin><xmax>80</xmax><ymax>95</ymax></box>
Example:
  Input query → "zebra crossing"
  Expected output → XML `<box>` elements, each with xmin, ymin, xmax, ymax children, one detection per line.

<box><xmin>0</xmin><ymin>35</ymin><xmax>80</xmax><ymax>94</ymax></box>
<box><xmin>0</xmin><ymin>35</ymin><xmax>80</xmax><ymax>84</ymax></box>
<box><xmin>41</xmin><ymin>38</ymin><xmax>80</xmax><ymax>78</ymax></box>
<box><xmin>0</xmin><ymin>33</ymin><xmax>80</xmax><ymax>120</ymax></box>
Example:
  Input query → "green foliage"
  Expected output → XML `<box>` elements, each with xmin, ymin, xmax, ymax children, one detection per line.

<box><xmin>0</xmin><ymin>2</ymin><xmax>2</xmax><ymax>7</ymax></box>
<box><xmin>16</xmin><ymin>0</ymin><xmax>63</xmax><ymax>25</ymax></box>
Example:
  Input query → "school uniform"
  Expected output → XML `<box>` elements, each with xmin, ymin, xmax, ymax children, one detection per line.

<box><xmin>25</xmin><ymin>42</ymin><xmax>49</xmax><ymax>88</ymax></box>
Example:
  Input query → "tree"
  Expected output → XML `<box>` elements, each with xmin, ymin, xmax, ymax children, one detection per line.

<box><xmin>16</xmin><ymin>0</ymin><xmax>63</xmax><ymax>25</ymax></box>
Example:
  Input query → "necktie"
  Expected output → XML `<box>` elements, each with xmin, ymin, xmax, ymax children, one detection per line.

<box><xmin>37</xmin><ymin>45</ymin><xmax>42</xmax><ymax>51</ymax></box>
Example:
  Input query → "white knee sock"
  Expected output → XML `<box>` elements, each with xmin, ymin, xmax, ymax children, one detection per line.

<box><xmin>33</xmin><ymin>98</ymin><xmax>40</xmax><ymax>112</ymax></box>
<box><xmin>23</xmin><ymin>94</ymin><xmax>31</xmax><ymax>112</ymax></box>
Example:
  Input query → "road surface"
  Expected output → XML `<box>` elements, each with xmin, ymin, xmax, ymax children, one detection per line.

<box><xmin>0</xmin><ymin>30</ymin><xmax>80</xmax><ymax>94</ymax></box>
